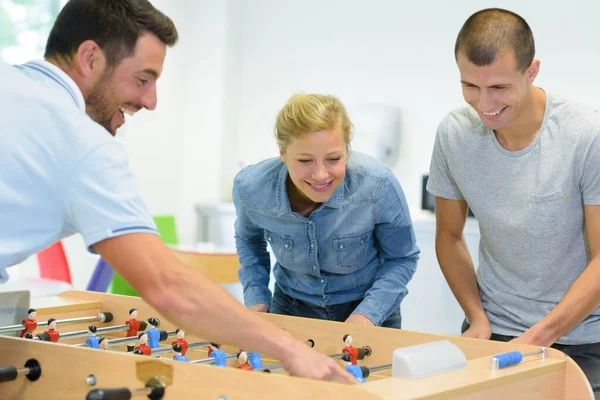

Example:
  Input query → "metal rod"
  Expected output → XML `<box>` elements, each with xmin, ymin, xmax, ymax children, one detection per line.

<box><xmin>149</xmin><ymin>340</ymin><xmax>209</xmax><ymax>356</ymax></box>
<box><xmin>59</xmin><ymin>324</ymin><xmax>130</xmax><ymax>341</ymax></box>
<box><xmin>189</xmin><ymin>351</ymin><xmax>246</xmax><ymax>365</ymax></box>
<box><xmin>521</xmin><ymin>348</ymin><xmax>546</xmax><ymax>358</ymax></box>
<box><xmin>255</xmin><ymin>353</ymin><xmax>345</xmax><ymax>373</ymax></box>
<box><xmin>74</xmin><ymin>330</ymin><xmax>178</xmax><ymax>348</ymax></box>
<box><xmin>368</xmin><ymin>363</ymin><xmax>392</xmax><ymax>373</ymax></box>
<box><xmin>130</xmin><ymin>387</ymin><xmax>152</xmax><ymax>397</ymax></box>
<box><xmin>491</xmin><ymin>347</ymin><xmax>546</xmax><ymax>371</ymax></box>
<box><xmin>0</xmin><ymin>313</ymin><xmax>110</xmax><ymax>334</ymax></box>
<box><xmin>0</xmin><ymin>324</ymin><xmax>28</xmax><ymax>334</ymax></box>
<box><xmin>14</xmin><ymin>368</ymin><xmax>29</xmax><ymax>378</ymax></box>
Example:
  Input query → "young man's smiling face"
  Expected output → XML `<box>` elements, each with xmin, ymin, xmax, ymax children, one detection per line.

<box><xmin>86</xmin><ymin>32</ymin><xmax>166</xmax><ymax>135</ymax></box>
<box><xmin>457</xmin><ymin>49</ymin><xmax>539</xmax><ymax>132</ymax></box>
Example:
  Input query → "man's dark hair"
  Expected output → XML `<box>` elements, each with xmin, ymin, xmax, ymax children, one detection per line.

<box><xmin>45</xmin><ymin>0</ymin><xmax>178</xmax><ymax>67</ymax></box>
<box><xmin>454</xmin><ymin>8</ymin><xmax>535</xmax><ymax>71</ymax></box>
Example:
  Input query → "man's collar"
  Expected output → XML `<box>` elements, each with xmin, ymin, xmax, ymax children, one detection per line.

<box><xmin>22</xmin><ymin>60</ymin><xmax>86</xmax><ymax>111</ymax></box>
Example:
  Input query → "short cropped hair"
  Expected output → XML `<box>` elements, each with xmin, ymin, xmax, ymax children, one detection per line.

<box><xmin>454</xmin><ymin>8</ymin><xmax>535</xmax><ymax>71</ymax></box>
<box><xmin>45</xmin><ymin>0</ymin><xmax>178</xmax><ymax>68</ymax></box>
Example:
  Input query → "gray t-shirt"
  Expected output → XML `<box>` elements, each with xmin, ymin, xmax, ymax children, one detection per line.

<box><xmin>427</xmin><ymin>92</ymin><xmax>600</xmax><ymax>345</ymax></box>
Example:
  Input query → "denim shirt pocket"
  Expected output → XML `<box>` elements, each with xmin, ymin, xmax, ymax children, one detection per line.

<box><xmin>264</xmin><ymin>230</ymin><xmax>295</xmax><ymax>269</ymax></box>
<box><xmin>332</xmin><ymin>232</ymin><xmax>370</xmax><ymax>272</ymax></box>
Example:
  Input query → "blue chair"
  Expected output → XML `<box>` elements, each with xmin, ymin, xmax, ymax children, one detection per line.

<box><xmin>86</xmin><ymin>258</ymin><xmax>114</xmax><ymax>292</ymax></box>
<box><xmin>86</xmin><ymin>215</ymin><xmax>179</xmax><ymax>294</ymax></box>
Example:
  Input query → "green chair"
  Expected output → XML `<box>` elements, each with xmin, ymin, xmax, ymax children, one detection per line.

<box><xmin>107</xmin><ymin>215</ymin><xmax>179</xmax><ymax>297</ymax></box>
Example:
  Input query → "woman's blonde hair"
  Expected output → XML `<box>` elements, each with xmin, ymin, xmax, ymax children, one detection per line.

<box><xmin>275</xmin><ymin>93</ymin><xmax>354</xmax><ymax>153</ymax></box>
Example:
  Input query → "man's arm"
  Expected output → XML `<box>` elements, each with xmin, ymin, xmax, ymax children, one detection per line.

<box><xmin>435</xmin><ymin>196</ymin><xmax>490</xmax><ymax>339</ymax></box>
<box><xmin>94</xmin><ymin>233</ymin><xmax>355</xmax><ymax>383</ymax></box>
<box><xmin>513</xmin><ymin>205</ymin><xmax>600</xmax><ymax>346</ymax></box>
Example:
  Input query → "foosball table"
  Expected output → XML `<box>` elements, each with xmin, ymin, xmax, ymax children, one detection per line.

<box><xmin>0</xmin><ymin>290</ymin><xmax>593</xmax><ymax>399</ymax></box>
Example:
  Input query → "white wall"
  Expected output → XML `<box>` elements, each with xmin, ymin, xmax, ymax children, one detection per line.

<box><xmin>226</xmin><ymin>0</ymin><xmax>600</xmax><ymax>212</ymax></box>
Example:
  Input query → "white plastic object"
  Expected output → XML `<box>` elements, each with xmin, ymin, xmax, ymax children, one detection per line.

<box><xmin>348</xmin><ymin>104</ymin><xmax>401</xmax><ymax>167</ymax></box>
<box><xmin>392</xmin><ymin>340</ymin><xmax>467</xmax><ymax>379</ymax></box>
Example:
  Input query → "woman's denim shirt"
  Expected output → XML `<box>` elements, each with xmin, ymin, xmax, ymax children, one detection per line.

<box><xmin>233</xmin><ymin>152</ymin><xmax>420</xmax><ymax>325</ymax></box>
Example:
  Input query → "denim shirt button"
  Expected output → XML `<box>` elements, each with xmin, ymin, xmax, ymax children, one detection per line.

<box><xmin>339</xmin><ymin>244</ymin><xmax>344</xmax><ymax>249</ymax></box>
<box><xmin>320</xmin><ymin>279</ymin><xmax>324</xmax><ymax>283</ymax></box>
<box><xmin>310</xmin><ymin>244</ymin><xmax>314</xmax><ymax>248</ymax></box>
<box><xmin>312</xmin><ymin>266</ymin><xmax>317</xmax><ymax>270</ymax></box>
<box><xmin>360</xmin><ymin>240</ymin><xmax>364</xmax><ymax>244</ymax></box>
<box><xmin>284</xmin><ymin>244</ymin><xmax>288</xmax><ymax>248</ymax></box>
<box><xmin>268</xmin><ymin>237</ymin><xmax>272</xmax><ymax>241</ymax></box>
<box><xmin>308</xmin><ymin>221</ymin><xmax>313</xmax><ymax>225</ymax></box>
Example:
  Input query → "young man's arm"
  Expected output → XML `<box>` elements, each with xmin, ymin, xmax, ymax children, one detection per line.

<box><xmin>512</xmin><ymin>205</ymin><xmax>600</xmax><ymax>346</ymax></box>
<box><xmin>434</xmin><ymin>196</ymin><xmax>490</xmax><ymax>339</ymax></box>
<box><xmin>94</xmin><ymin>233</ymin><xmax>355</xmax><ymax>383</ymax></box>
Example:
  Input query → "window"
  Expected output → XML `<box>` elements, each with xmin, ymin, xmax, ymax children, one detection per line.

<box><xmin>0</xmin><ymin>0</ymin><xmax>63</xmax><ymax>64</ymax></box>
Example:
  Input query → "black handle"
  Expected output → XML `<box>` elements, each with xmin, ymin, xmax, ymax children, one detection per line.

<box><xmin>357</xmin><ymin>346</ymin><xmax>372</xmax><ymax>359</ymax></box>
<box><xmin>24</xmin><ymin>359</ymin><xmax>42</xmax><ymax>382</ymax></box>
<box><xmin>86</xmin><ymin>388</ymin><xmax>132</xmax><ymax>400</ymax></box>
<box><xmin>360</xmin><ymin>366</ymin><xmax>370</xmax><ymax>379</ymax></box>
<box><xmin>102</xmin><ymin>312</ymin><xmax>114</xmax><ymax>323</ymax></box>
<box><xmin>0</xmin><ymin>366</ymin><xmax>17</xmax><ymax>383</ymax></box>
<box><xmin>147</xmin><ymin>386</ymin><xmax>165</xmax><ymax>400</ymax></box>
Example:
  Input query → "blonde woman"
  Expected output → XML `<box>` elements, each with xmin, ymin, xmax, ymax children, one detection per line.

<box><xmin>233</xmin><ymin>94</ymin><xmax>420</xmax><ymax>328</ymax></box>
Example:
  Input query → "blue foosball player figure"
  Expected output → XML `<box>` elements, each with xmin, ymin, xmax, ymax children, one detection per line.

<box><xmin>209</xmin><ymin>343</ymin><xmax>227</xmax><ymax>367</ymax></box>
<box><xmin>172</xmin><ymin>343</ymin><xmax>189</xmax><ymax>362</ymax></box>
<box><xmin>248</xmin><ymin>351</ymin><xmax>263</xmax><ymax>369</ymax></box>
<box><xmin>85</xmin><ymin>325</ymin><xmax>101</xmax><ymax>349</ymax></box>
<box><xmin>346</xmin><ymin>365</ymin><xmax>369</xmax><ymax>383</ymax></box>
<box><xmin>146</xmin><ymin>317</ymin><xmax>161</xmax><ymax>349</ymax></box>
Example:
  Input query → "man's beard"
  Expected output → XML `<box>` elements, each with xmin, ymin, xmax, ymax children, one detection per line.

<box><xmin>86</xmin><ymin>70</ymin><xmax>118</xmax><ymax>135</ymax></box>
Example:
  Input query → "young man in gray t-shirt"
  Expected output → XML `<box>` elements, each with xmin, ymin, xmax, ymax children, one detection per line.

<box><xmin>427</xmin><ymin>8</ymin><xmax>600</xmax><ymax>397</ymax></box>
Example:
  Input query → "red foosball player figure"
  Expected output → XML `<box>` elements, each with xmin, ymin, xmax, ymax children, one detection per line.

<box><xmin>171</xmin><ymin>328</ymin><xmax>188</xmax><ymax>356</ymax></box>
<box><xmin>236</xmin><ymin>351</ymin><xmax>253</xmax><ymax>371</ymax></box>
<box><xmin>342</xmin><ymin>334</ymin><xmax>358</xmax><ymax>365</ymax></box>
<box><xmin>125</xmin><ymin>308</ymin><xmax>141</xmax><ymax>337</ymax></box>
<box><xmin>20</xmin><ymin>308</ymin><xmax>37</xmax><ymax>338</ymax></box>
<box><xmin>125</xmin><ymin>308</ymin><xmax>142</xmax><ymax>352</ymax></box>
<box><xmin>44</xmin><ymin>318</ymin><xmax>60</xmax><ymax>342</ymax></box>
<box><xmin>133</xmin><ymin>332</ymin><xmax>152</xmax><ymax>356</ymax></box>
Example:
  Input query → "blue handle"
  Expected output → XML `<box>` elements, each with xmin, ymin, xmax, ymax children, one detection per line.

<box><xmin>493</xmin><ymin>351</ymin><xmax>523</xmax><ymax>368</ymax></box>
